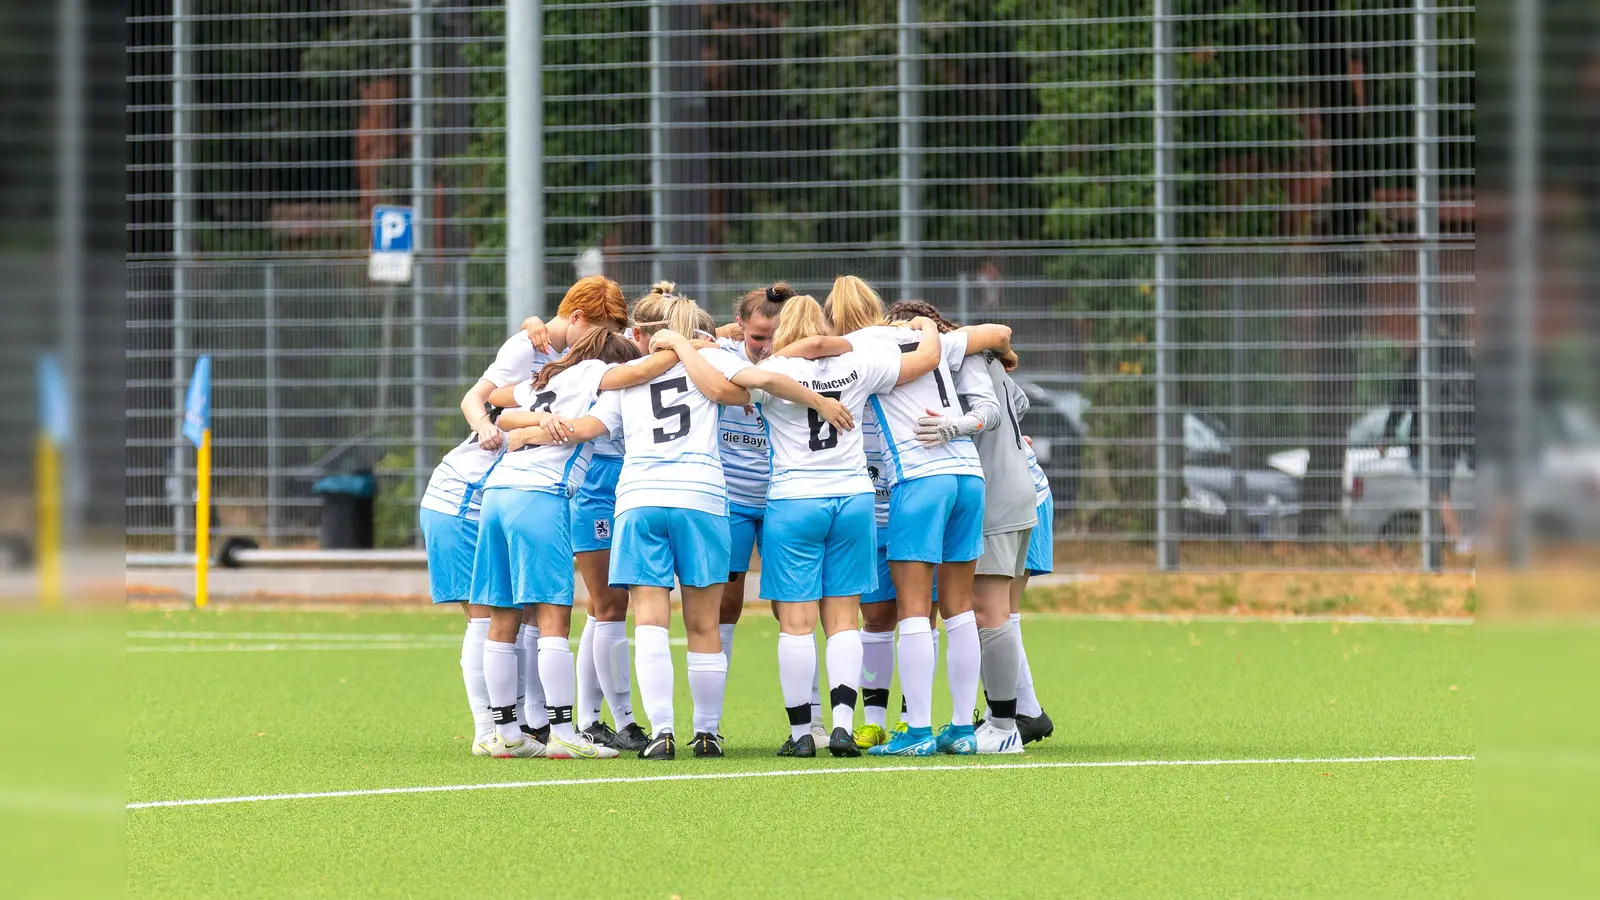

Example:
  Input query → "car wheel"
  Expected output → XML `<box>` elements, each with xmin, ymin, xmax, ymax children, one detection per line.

<box><xmin>1378</xmin><ymin>512</ymin><xmax>1420</xmax><ymax>552</ymax></box>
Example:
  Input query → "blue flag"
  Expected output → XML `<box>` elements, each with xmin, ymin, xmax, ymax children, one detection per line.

<box><xmin>181</xmin><ymin>356</ymin><xmax>211</xmax><ymax>449</ymax></box>
<box><xmin>36</xmin><ymin>354</ymin><xmax>69</xmax><ymax>445</ymax></box>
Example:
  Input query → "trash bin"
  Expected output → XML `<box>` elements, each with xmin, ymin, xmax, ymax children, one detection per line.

<box><xmin>311</xmin><ymin>471</ymin><xmax>376</xmax><ymax>550</ymax></box>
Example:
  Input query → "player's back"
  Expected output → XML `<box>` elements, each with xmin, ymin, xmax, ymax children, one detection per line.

<box><xmin>486</xmin><ymin>359</ymin><xmax>611</xmax><ymax>497</ymax></box>
<box><xmin>714</xmin><ymin>339</ymin><xmax>770</xmax><ymax>510</ymax></box>
<box><xmin>847</xmin><ymin>325</ymin><xmax>983</xmax><ymax>486</ymax></box>
<box><xmin>755</xmin><ymin>348</ymin><xmax>899</xmax><ymax>500</ymax></box>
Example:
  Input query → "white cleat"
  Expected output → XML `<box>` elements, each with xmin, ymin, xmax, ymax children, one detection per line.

<box><xmin>545</xmin><ymin>733</ymin><xmax>621</xmax><ymax>760</ymax></box>
<box><xmin>974</xmin><ymin>721</ymin><xmax>1025</xmax><ymax>755</ymax></box>
<box><xmin>810</xmin><ymin>722</ymin><xmax>829</xmax><ymax>745</ymax></box>
<box><xmin>486</xmin><ymin>732</ymin><xmax>547</xmax><ymax>759</ymax></box>
<box><xmin>471</xmin><ymin>735</ymin><xmax>495</xmax><ymax>757</ymax></box>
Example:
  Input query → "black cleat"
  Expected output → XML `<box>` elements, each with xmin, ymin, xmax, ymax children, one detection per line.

<box><xmin>827</xmin><ymin>727</ymin><xmax>860</xmax><ymax>758</ymax></box>
<box><xmin>521</xmin><ymin>723</ymin><xmax>551</xmax><ymax>744</ymax></box>
<box><xmin>691</xmin><ymin>731</ymin><xmax>725</xmax><ymax>758</ymax></box>
<box><xmin>608</xmin><ymin>722</ymin><xmax>650</xmax><ymax>753</ymax></box>
<box><xmin>580</xmin><ymin>721</ymin><xmax>617</xmax><ymax>748</ymax></box>
<box><xmin>1016</xmin><ymin>710</ymin><xmax>1055</xmax><ymax>745</ymax></box>
<box><xmin>638</xmin><ymin>732</ymin><xmax>675</xmax><ymax>760</ymax></box>
<box><xmin>777</xmin><ymin>734</ymin><xmax>816</xmax><ymax>758</ymax></box>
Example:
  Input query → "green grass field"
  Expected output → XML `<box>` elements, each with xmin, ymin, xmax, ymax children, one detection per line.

<box><xmin>126</xmin><ymin>608</ymin><xmax>1473</xmax><ymax>899</ymax></box>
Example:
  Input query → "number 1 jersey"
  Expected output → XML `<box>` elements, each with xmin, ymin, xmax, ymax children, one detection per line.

<box><xmin>589</xmin><ymin>347</ymin><xmax>753</xmax><ymax>517</ymax></box>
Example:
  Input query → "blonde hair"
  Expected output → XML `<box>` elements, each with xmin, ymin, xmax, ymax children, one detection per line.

<box><xmin>771</xmin><ymin>295</ymin><xmax>829</xmax><ymax>353</ymax></box>
<box><xmin>630</xmin><ymin>281</ymin><xmax>676</xmax><ymax>336</ymax></box>
<box><xmin>693</xmin><ymin>308</ymin><xmax>717</xmax><ymax>337</ymax></box>
<box><xmin>557</xmin><ymin>275</ymin><xmax>628</xmax><ymax>330</ymax></box>
<box><xmin>822</xmin><ymin>275</ymin><xmax>885</xmax><ymax>336</ymax></box>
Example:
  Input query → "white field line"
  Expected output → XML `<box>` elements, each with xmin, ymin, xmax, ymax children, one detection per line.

<box><xmin>125</xmin><ymin>631</ymin><xmax>687</xmax><ymax>652</ymax></box>
<box><xmin>127</xmin><ymin>754</ymin><xmax>1472</xmax><ymax>810</ymax></box>
<box><xmin>127</xmin><ymin>631</ymin><xmax>460</xmax><ymax>642</ymax></box>
<box><xmin>127</xmin><ymin>643</ymin><xmax>462</xmax><ymax>653</ymax></box>
<box><xmin>1024</xmin><ymin>612</ymin><xmax>1474</xmax><ymax>626</ymax></box>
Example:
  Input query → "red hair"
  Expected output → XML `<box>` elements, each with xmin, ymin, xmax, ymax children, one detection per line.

<box><xmin>557</xmin><ymin>275</ymin><xmax>628</xmax><ymax>330</ymax></box>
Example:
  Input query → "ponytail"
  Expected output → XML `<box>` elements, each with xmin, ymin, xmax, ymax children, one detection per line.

<box><xmin>532</xmin><ymin>326</ymin><xmax>612</xmax><ymax>391</ymax></box>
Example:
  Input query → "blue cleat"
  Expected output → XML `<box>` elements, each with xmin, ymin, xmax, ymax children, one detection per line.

<box><xmin>935</xmin><ymin>723</ymin><xmax>977</xmax><ymax>755</ymax></box>
<box><xmin>867</xmin><ymin>725</ymin><xmax>938</xmax><ymax>756</ymax></box>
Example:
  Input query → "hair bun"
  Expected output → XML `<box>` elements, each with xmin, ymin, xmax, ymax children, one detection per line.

<box><xmin>651</xmin><ymin>280</ymin><xmax>676</xmax><ymax>295</ymax></box>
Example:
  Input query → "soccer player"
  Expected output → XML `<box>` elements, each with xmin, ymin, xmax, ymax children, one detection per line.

<box><xmin>811</xmin><ymin>275</ymin><xmax>1013</xmax><ymax>756</ymax></box>
<box><xmin>889</xmin><ymin>299</ymin><xmax>1034</xmax><ymax>754</ymax></box>
<box><xmin>753</xmin><ymin>296</ymin><xmax>943</xmax><ymax>757</ymax></box>
<box><xmin>513</xmin><ymin>289</ymin><xmax>853</xmax><ymax>759</ymax></box>
<box><xmin>471</xmin><ymin>328</ymin><xmax>671</xmax><ymax>759</ymax></box>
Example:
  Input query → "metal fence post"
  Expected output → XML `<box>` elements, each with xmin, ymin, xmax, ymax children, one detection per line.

<box><xmin>57</xmin><ymin>0</ymin><xmax>85</xmax><ymax>543</ymax></box>
<box><xmin>1508</xmin><ymin>0</ymin><xmax>1539</xmax><ymax>568</ymax></box>
<box><xmin>649</xmin><ymin>0</ymin><xmax>665</xmax><ymax>286</ymax></box>
<box><xmin>506</xmin><ymin>0</ymin><xmax>544</xmax><ymax>328</ymax></box>
<box><xmin>1414</xmin><ymin>0</ymin><xmax>1440</xmax><ymax>572</ymax></box>
<box><xmin>170</xmin><ymin>0</ymin><xmax>191</xmax><ymax>552</ymax></box>
<box><xmin>456</xmin><ymin>259</ymin><xmax>467</xmax><ymax>386</ymax></box>
<box><xmin>264</xmin><ymin>263</ymin><xmax>279</xmax><ymax>546</ymax></box>
<box><xmin>897</xmin><ymin>0</ymin><xmax>921</xmax><ymax>300</ymax></box>
<box><xmin>411</xmin><ymin>0</ymin><xmax>430</xmax><ymax>521</ymax></box>
<box><xmin>1152</xmin><ymin>0</ymin><xmax>1179</xmax><ymax>570</ymax></box>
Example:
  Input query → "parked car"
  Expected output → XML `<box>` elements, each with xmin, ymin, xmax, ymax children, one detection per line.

<box><xmin>1011</xmin><ymin>374</ymin><xmax>1086</xmax><ymax>513</ymax></box>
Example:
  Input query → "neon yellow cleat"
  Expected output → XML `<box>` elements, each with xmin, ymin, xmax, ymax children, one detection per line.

<box><xmin>853</xmin><ymin>723</ymin><xmax>889</xmax><ymax>749</ymax></box>
<box><xmin>892</xmin><ymin>720</ymin><xmax>909</xmax><ymax>735</ymax></box>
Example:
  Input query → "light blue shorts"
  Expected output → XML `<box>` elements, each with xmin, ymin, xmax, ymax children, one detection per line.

<box><xmin>727</xmin><ymin>503</ymin><xmax>764</xmax><ymax>576</ymax></box>
<box><xmin>609</xmin><ymin>506</ymin><xmax>731</xmax><ymax>590</ymax></box>
<box><xmin>861</xmin><ymin>527</ymin><xmax>939</xmax><ymax>605</ymax></box>
<box><xmin>759</xmin><ymin>494</ymin><xmax>877</xmax><ymax>602</ymax></box>
<box><xmin>886</xmin><ymin>474</ymin><xmax>986</xmax><ymax>564</ymax></box>
<box><xmin>1026</xmin><ymin>498</ymin><xmax>1054</xmax><ymax>576</ymax></box>
<box><xmin>419</xmin><ymin>507</ymin><xmax>478</xmax><ymax>603</ymax></box>
<box><xmin>570</xmin><ymin>454</ymin><xmax>621</xmax><ymax>553</ymax></box>
<box><xmin>469</xmin><ymin>488</ymin><xmax>575</xmax><ymax>608</ymax></box>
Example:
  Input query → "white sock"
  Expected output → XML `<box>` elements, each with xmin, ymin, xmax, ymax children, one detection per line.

<box><xmin>461</xmin><ymin>617</ymin><xmax>493</xmax><ymax>741</ymax></box>
<box><xmin>633</xmin><ymin>625</ymin><xmax>674</xmax><ymax>738</ymax></box>
<box><xmin>517</xmin><ymin>624</ymin><xmax>548</xmax><ymax>728</ymax></box>
<box><xmin>825</xmin><ymin>629</ymin><xmax>863</xmax><ymax>734</ymax></box>
<box><xmin>943</xmin><ymin>610</ymin><xmax>980</xmax><ymax>727</ymax></box>
<box><xmin>810</xmin><ymin>646</ymin><xmax>824</xmax><ymax>728</ymax></box>
<box><xmin>719</xmin><ymin>622</ymin><xmax>737</xmax><ymax>666</ymax></box>
<box><xmin>777</xmin><ymin>632</ymin><xmax>816</xmax><ymax>741</ymax></box>
<box><xmin>687</xmin><ymin>651</ymin><xmax>729</xmax><ymax>736</ymax></box>
<box><xmin>931</xmin><ymin>625</ymin><xmax>941</xmax><ymax>675</ymax></box>
<box><xmin>537</xmin><ymin>635</ymin><xmax>579</xmax><ymax>742</ymax></box>
<box><xmin>483</xmin><ymin>639</ymin><xmax>522</xmax><ymax>741</ymax></box>
<box><xmin>575</xmin><ymin>616</ymin><xmax>602</xmax><ymax>730</ymax></box>
<box><xmin>896</xmin><ymin>617</ymin><xmax>935</xmax><ymax>730</ymax></box>
<box><xmin>593</xmin><ymin>620</ymin><xmax>635</xmax><ymax>727</ymax></box>
<box><xmin>860</xmin><ymin>629</ymin><xmax>894</xmax><ymax>729</ymax></box>
<box><xmin>1013</xmin><ymin>612</ymin><xmax>1043</xmax><ymax>717</ymax></box>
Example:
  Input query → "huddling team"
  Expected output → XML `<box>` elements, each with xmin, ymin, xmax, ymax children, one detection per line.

<box><xmin>420</xmin><ymin>274</ymin><xmax>1056</xmax><ymax>760</ymax></box>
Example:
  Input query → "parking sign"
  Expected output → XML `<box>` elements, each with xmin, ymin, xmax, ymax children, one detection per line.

<box><xmin>369</xmin><ymin>205</ymin><xmax>414</xmax><ymax>283</ymax></box>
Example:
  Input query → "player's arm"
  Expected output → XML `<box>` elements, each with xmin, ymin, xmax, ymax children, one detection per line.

<box><xmin>598</xmin><ymin>349</ymin><xmax>679</xmax><ymax>390</ymax></box>
<box><xmin>775</xmin><ymin>335</ymin><xmax>851</xmax><ymax>360</ymax></box>
<box><xmin>460</xmin><ymin>380</ymin><xmax>502</xmax><ymax>450</ymax></box>
<box><xmin>495</xmin><ymin>408</ymin><xmax>553</xmax><ymax>431</ymax></box>
<box><xmin>916</xmin><ymin>360</ymin><xmax>1000</xmax><ymax>448</ymax></box>
<box><xmin>896</xmin><ymin>316</ymin><xmax>943</xmax><ymax>385</ymax></box>
<box><xmin>651</xmin><ymin>330</ymin><xmax>751</xmax><ymax>406</ymax></box>
<box><xmin>486</xmin><ymin>383</ymin><xmax>519</xmax><ymax>408</ymax></box>
<box><xmin>958</xmin><ymin>323</ymin><xmax>1017</xmax><ymax>370</ymax></box>
<box><xmin>731</xmin><ymin>369</ymin><xmax>855</xmax><ymax>433</ymax></box>
<box><xmin>506</xmin><ymin>415</ymin><xmax>608</xmax><ymax>450</ymax></box>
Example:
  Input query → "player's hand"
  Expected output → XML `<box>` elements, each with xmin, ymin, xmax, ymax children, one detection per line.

<box><xmin>997</xmin><ymin>348</ymin><xmax>1019</xmax><ymax>371</ymax></box>
<box><xmin>650</xmin><ymin>329</ymin><xmax>689</xmax><ymax>352</ymax></box>
<box><xmin>817</xmin><ymin>397</ymin><xmax>854</xmax><ymax>432</ymax></box>
<box><xmin>522</xmin><ymin>316</ymin><xmax>553</xmax><ymax>353</ymax></box>
<box><xmin>908</xmin><ymin>315</ymin><xmax>937</xmax><ymax>333</ymax></box>
<box><xmin>716</xmin><ymin>321</ymin><xmax>743</xmax><ymax>341</ymax></box>
<box><xmin>474</xmin><ymin>419</ymin><xmax>503</xmax><ymax>451</ymax></box>
<box><xmin>915</xmin><ymin>408</ymin><xmax>981</xmax><ymax>447</ymax></box>
<box><xmin>544</xmin><ymin>415</ymin><xmax>574</xmax><ymax>445</ymax></box>
<box><xmin>1023</xmin><ymin>434</ymin><xmax>1033</xmax><ymax>447</ymax></box>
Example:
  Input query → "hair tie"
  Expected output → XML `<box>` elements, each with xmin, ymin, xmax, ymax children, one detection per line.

<box><xmin>633</xmin><ymin>318</ymin><xmax>668</xmax><ymax>329</ymax></box>
<box><xmin>766</xmin><ymin>286</ymin><xmax>786</xmax><ymax>304</ymax></box>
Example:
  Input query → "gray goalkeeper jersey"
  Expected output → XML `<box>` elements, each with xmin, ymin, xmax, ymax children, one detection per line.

<box><xmin>956</xmin><ymin>354</ymin><xmax>1039</xmax><ymax>536</ymax></box>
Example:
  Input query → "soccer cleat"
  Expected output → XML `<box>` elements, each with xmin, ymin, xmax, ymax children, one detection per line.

<box><xmin>579</xmin><ymin>721</ymin><xmax>617</xmax><ymax>748</ymax></box>
<box><xmin>828</xmin><ymin>727</ymin><xmax>860</xmax><ymax>758</ymax></box>
<box><xmin>776</xmin><ymin>734</ymin><xmax>816</xmax><ymax>758</ymax></box>
<box><xmin>974</xmin><ymin>721</ymin><xmax>1024</xmax><ymax>755</ymax></box>
<box><xmin>891</xmin><ymin>720</ymin><xmax>909</xmax><ymax>735</ymax></box>
<box><xmin>471</xmin><ymin>736</ymin><xmax>494</xmax><ymax>757</ymax></box>
<box><xmin>521</xmin><ymin>723</ymin><xmax>551</xmax><ymax>745</ymax></box>
<box><xmin>810</xmin><ymin>722</ymin><xmax>829</xmax><ymax>745</ymax></box>
<box><xmin>853</xmin><ymin>724</ymin><xmax>889</xmax><ymax>749</ymax></box>
<box><xmin>690</xmin><ymin>731</ymin><xmax>724</xmax><ymax>758</ymax></box>
<box><xmin>1016</xmin><ymin>710</ymin><xmax>1055</xmax><ymax>745</ymax></box>
<box><xmin>935</xmin><ymin>724</ymin><xmax>977</xmax><ymax>755</ymax></box>
<box><xmin>638</xmin><ymin>732</ymin><xmax>675</xmax><ymax>760</ymax></box>
<box><xmin>486</xmin><ymin>732</ymin><xmax>546</xmax><ymax>759</ymax></box>
<box><xmin>608</xmin><ymin>722</ymin><xmax>650</xmax><ymax>753</ymax></box>
<box><xmin>545</xmin><ymin>733</ymin><xmax>620</xmax><ymax>760</ymax></box>
<box><xmin>867</xmin><ymin>726</ymin><xmax>938</xmax><ymax>757</ymax></box>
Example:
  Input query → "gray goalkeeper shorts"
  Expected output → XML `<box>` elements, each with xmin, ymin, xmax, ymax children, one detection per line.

<box><xmin>976</xmin><ymin>528</ymin><xmax>1031</xmax><ymax>578</ymax></box>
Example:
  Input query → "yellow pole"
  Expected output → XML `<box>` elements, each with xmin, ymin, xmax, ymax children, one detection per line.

<box><xmin>35</xmin><ymin>432</ymin><xmax>61</xmax><ymax>607</ymax></box>
<box><xmin>195</xmin><ymin>428</ymin><xmax>212</xmax><ymax>609</ymax></box>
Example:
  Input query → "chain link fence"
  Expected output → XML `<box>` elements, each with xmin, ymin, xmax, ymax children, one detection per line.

<box><xmin>128</xmin><ymin>0</ymin><xmax>1478</xmax><ymax>570</ymax></box>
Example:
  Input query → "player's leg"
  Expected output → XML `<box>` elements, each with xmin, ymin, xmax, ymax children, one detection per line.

<box><xmin>611</xmin><ymin>507</ymin><xmax>677</xmax><ymax>759</ymax></box>
<box><xmin>1016</xmin><ymin>499</ymin><xmax>1054</xmax><ymax>742</ymax></box>
<box><xmin>721</xmin><ymin>504</ymin><xmax>761</xmax><ymax>668</ymax></box>
<box><xmin>421</xmin><ymin>507</ymin><xmax>494</xmax><ymax>753</ymax></box>
<box><xmin>535</xmin><ymin>602</ymin><xmax>619</xmax><ymax>759</ymax></box>
<box><xmin>673</xmin><ymin>508</ymin><xmax>734</xmax><ymax>758</ymax></box>
<box><xmin>857</xmin><ymin>597</ymin><xmax>897</xmax><ymax>745</ymax></box>
<box><xmin>773</xmin><ymin>601</ymin><xmax>821</xmax><ymax>757</ymax></box>
<box><xmin>468</xmin><ymin>491</ymin><xmax>544</xmax><ymax>758</ymax></box>
<box><xmin>973</xmin><ymin>530</ymin><xmax>1027</xmax><ymax>755</ymax></box>
<box><xmin>762</xmin><ymin>497</ymin><xmax>831</xmax><ymax>757</ymax></box>
<box><xmin>816</xmin><ymin>494</ymin><xmax>875</xmax><ymax>757</ymax></box>
<box><xmin>581</xmin><ymin>556</ymin><xmax>646</xmax><ymax>750</ymax></box>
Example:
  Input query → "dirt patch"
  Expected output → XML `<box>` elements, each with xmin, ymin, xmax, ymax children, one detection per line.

<box><xmin>1026</xmin><ymin>571</ymin><xmax>1476</xmax><ymax>619</ymax></box>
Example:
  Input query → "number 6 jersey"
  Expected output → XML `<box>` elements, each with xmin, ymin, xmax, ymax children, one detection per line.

<box><xmin>589</xmin><ymin>347</ymin><xmax>754</xmax><ymax>517</ymax></box>
<box><xmin>750</xmin><ymin>347</ymin><xmax>903</xmax><ymax>501</ymax></box>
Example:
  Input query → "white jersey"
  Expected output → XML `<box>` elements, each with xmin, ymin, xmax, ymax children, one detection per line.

<box><xmin>483</xmin><ymin>360</ymin><xmax>611</xmax><ymax>497</ymax></box>
<box><xmin>481</xmin><ymin>332</ymin><xmax>557</xmax><ymax>389</ymax></box>
<box><xmin>863</xmin><ymin>411</ymin><xmax>893</xmax><ymax>530</ymax></box>
<box><xmin>590</xmin><ymin>347</ymin><xmax>753</xmax><ymax>517</ymax></box>
<box><xmin>715</xmin><ymin>338</ymin><xmax>770</xmax><ymax>509</ymax></box>
<box><xmin>848</xmin><ymin>326</ymin><xmax>984</xmax><ymax>487</ymax></box>
<box><xmin>751</xmin><ymin>346</ymin><xmax>902</xmax><ymax>502</ymax></box>
<box><xmin>420</xmin><ymin>436</ymin><xmax>500</xmax><ymax>520</ymax></box>
<box><xmin>1026</xmin><ymin>440</ymin><xmax>1051</xmax><ymax>508</ymax></box>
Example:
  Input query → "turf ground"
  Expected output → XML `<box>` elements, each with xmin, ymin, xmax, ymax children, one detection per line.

<box><xmin>126</xmin><ymin>607</ymin><xmax>1473</xmax><ymax>899</ymax></box>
